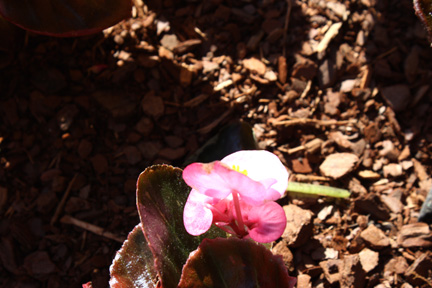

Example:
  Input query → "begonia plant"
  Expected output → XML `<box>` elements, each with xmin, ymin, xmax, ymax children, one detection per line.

<box><xmin>88</xmin><ymin>138</ymin><xmax>351</xmax><ymax>287</ymax></box>
<box><xmin>104</xmin><ymin>150</ymin><xmax>297</xmax><ymax>288</ymax></box>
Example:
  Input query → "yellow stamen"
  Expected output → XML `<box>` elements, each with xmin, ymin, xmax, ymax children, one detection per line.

<box><xmin>232</xmin><ymin>164</ymin><xmax>248</xmax><ymax>176</ymax></box>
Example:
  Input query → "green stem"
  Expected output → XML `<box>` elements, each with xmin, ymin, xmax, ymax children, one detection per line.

<box><xmin>286</xmin><ymin>181</ymin><xmax>350</xmax><ymax>198</ymax></box>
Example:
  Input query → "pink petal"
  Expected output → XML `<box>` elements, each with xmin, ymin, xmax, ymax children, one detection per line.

<box><xmin>183</xmin><ymin>189</ymin><xmax>214</xmax><ymax>235</ymax></box>
<box><xmin>183</xmin><ymin>161</ymin><xmax>270</xmax><ymax>205</ymax></box>
<box><xmin>212</xmin><ymin>162</ymin><xmax>269</xmax><ymax>206</ymax></box>
<box><xmin>221</xmin><ymin>150</ymin><xmax>289</xmax><ymax>197</ymax></box>
<box><xmin>183</xmin><ymin>162</ymin><xmax>233</xmax><ymax>200</ymax></box>
<box><xmin>244</xmin><ymin>201</ymin><xmax>287</xmax><ymax>243</ymax></box>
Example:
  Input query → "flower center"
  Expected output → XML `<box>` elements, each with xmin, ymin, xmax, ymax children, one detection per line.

<box><xmin>232</xmin><ymin>165</ymin><xmax>248</xmax><ymax>176</ymax></box>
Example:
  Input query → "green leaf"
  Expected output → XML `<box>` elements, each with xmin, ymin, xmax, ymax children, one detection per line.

<box><xmin>109</xmin><ymin>224</ymin><xmax>157</xmax><ymax>288</ymax></box>
<box><xmin>286</xmin><ymin>181</ymin><xmax>350</xmax><ymax>198</ymax></box>
<box><xmin>136</xmin><ymin>165</ymin><xmax>225</xmax><ymax>288</ymax></box>
<box><xmin>184</xmin><ymin>121</ymin><xmax>258</xmax><ymax>165</ymax></box>
<box><xmin>0</xmin><ymin>0</ymin><xmax>131</xmax><ymax>37</ymax></box>
<box><xmin>414</xmin><ymin>0</ymin><xmax>432</xmax><ymax>44</ymax></box>
<box><xmin>178</xmin><ymin>238</ymin><xmax>296</xmax><ymax>288</ymax></box>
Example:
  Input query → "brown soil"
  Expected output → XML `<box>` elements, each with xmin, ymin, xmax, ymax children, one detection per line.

<box><xmin>1</xmin><ymin>0</ymin><xmax>432</xmax><ymax>287</ymax></box>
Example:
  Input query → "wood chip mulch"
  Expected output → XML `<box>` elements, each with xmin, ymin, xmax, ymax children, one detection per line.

<box><xmin>1</xmin><ymin>0</ymin><xmax>432</xmax><ymax>287</ymax></box>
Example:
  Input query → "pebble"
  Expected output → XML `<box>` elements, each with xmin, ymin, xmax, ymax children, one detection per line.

<box><xmin>123</xmin><ymin>146</ymin><xmax>142</xmax><ymax>165</ymax></box>
<box><xmin>242</xmin><ymin>58</ymin><xmax>266</xmax><ymax>75</ymax></box>
<box><xmin>142</xmin><ymin>92</ymin><xmax>164</xmax><ymax>118</ymax></box>
<box><xmin>319</xmin><ymin>153</ymin><xmax>359</xmax><ymax>179</ymax></box>
<box><xmin>282</xmin><ymin>204</ymin><xmax>314</xmax><ymax>247</ymax></box>
<box><xmin>380</xmin><ymin>84</ymin><xmax>411</xmax><ymax>112</ymax></box>
<box><xmin>397</xmin><ymin>223</ymin><xmax>432</xmax><ymax>248</ymax></box>
<box><xmin>359</xmin><ymin>248</ymin><xmax>379</xmax><ymax>272</ymax></box>
<box><xmin>91</xmin><ymin>154</ymin><xmax>108</xmax><ymax>175</ymax></box>
<box><xmin>360</xmin><ymin>224</ymin><xmax>390</xmax><ymax>249</ymax></box>
<box><xmin>383</xmin><ymin>163</ymin><xmax>403</xmax><ymax>178</ymax></box>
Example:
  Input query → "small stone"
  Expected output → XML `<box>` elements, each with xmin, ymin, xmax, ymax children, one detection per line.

<box><xmin>311</xmin><ymin>246</ymin><xmax>339</xmax><ymax>261</ymax></box>
<box><xmin>328</xmin><ymin>131</ymin><xmax>352</xmax><ymax>149</ymax></box>
<box><xmin>380</xmin><ymin>194</ymin><xmax>403</xmax><ymax>213</ymax></box>
<box><xmin>360</xmin><ymin>224</ymin><xmax>390</xmax><ymax>249</ymax></box>
<box><xmin>135</xmin><ymin>117</ymin><xmax>154</xmax><ymax>136</ymax></box>
<box><xmin>158</xmin><ymin>147</ymin><xmax>186</xmax><ymax>160</ymax></box>
<box><xmin>123</xmin><ymin>146</ymin><xmax>142</xmax><ymax>165</ymax></box>
<box><xmin>292</xmin><ymin>55</ymin><xmax>317</xmax><ymax>80</ymax></box>
<box><xmin>179</xmin><ymin>66</ymin><xmax>194</xmax><ymax>87</ymax></box>
<box><xmin>23</xmin><ymin>251</ymin><xmax>57</xmax><ymax>275</ymax></box>
<box><xmin>384</xmin><ymin>256</ymin><xmax>408</xmax><ymax>275</ymax></box>
<box><xmin>397</xmin><ymin>223</ymin><xmax>432</xmax><ymax>248</ymax></box>
<box><xmin>165</xmin><ymin>135</ymin><xmax>184</xmax><ymax>148</ymax></box>
<box><xmin>243</xmin><ymin>58</ymin><xmax>266</xmax><ymax>75</ymax></box>
<box><xmin>142</xmin><ymin>92</ymin><xmax>164</xmax><ymax>118</ymax></box>
<box><xmin>296</xmin><ymin>274</ymin><xmax>312</xmax><ymax>288</ymax></box>
<box><xmin>324</xmin><ymin>91</ymin><xmax>341</xmax><ymax>116</ymax></box>
<box><xmin>291</xmin><ymin>158</ymin><xmax>313</xmax><ymax>174</ymax></box>
<box><xmin>383</xmin><ymin>163</ymin><xmax>403</xmax><ymax>177</ymax></box>
<box><xmin>138</xmin><ymin>141</ymin><xmax>161</xmax><ymax>160</ymax></box>
<box><xmin>339</xmin><ymin>254</ymin><xmax>366</xmax><ymax>288</ymax></box>
<box><xmin>36</xmin><ymin>191</ymin><xmax>58</xmax><ymax>214</ymax></box>
<box><xmin>318</xmin><ymin>58</ymin><xmax>336</xmax><ymax>88</ymax></box>
<box><xmin>65</xmin><ymin>197</ymin><xmax>90</xmax><ymax>214</ymax></box>
<box><xmin>320</xmin><ymin>153</ymin><xmax>359</xmax><ymax>179</ymax></box>
<box><xmin>364</xmin><ymin>122</ymin><xmax>381</xmax><ymax>144</ymax></box>
<box><xmin>263</xmin><ymin>70</ymin><xmax>277</xmax><ymax>81</ymax></box>
<box><xmin>340</xmin><ymin>79</ymin><xmax>357</xmax><ymax>93</ymax></box>
<box><xmin>380</xmin><ymin>84</ymin><xmax>411</xmax><ymax>112</ymax></box>
<box><xmin>282</xmin><ymin>204</ymin><xmax>314</xmax><ymax>247</ymax></box>
<box><xmin>320</xmin><ymin>259</ymin><xmax>342</xmax><ymax>284</ymax></box>
<box><xmin>160</xmin><ymin>34</ymin><xmax>179</xmax><ymax>50</ymax></box>
<box><xmin>359</xmin><ymin>248</ymin><xmax>379</xmax><ymax>272</ymax></box>
<box><xmin>354</xmin><ymin>194</ymin><xmax>390</xmax><ymax>221</ymax></box>
<box><xmin>91</xmin><ymin>154</ymin><xmax>108</xmax><ymax>175</ymax></box>
<box><xmin>272</xmin><ymin>241</ymin><xmax>294</xmax><ymax>272</ymax></box>
<box><xmin>92</xmin><ymin>90</ymin><xmax>136</xmax><ymax>118</ymax></box>
<box><xmin>358</xmin><ymin>170</ymin><xmax>381</xmax><ymax>180</ymax></box>
<box><xmin>401</xmin><ymin>160</ymin><xmax>413</xmax><ymax>170</ymax></box>
<box><xmin>202</xmin><ymin>60</ymin><xmax>219</xmax><ymax>74</ymax></box>
<box><xmin>379</xmin><ymin>140</ymin><xmax>399</xmax><ymax>161</ymax></box>
<box><xmin>304</xmin><ymin>138</ymin><xmax>323</xmax><ymax>154</ymax></box>
<box><xmin>317</xmin><ymin>205</ymin><xmax>334</xmax><ymax>221</ymax></box>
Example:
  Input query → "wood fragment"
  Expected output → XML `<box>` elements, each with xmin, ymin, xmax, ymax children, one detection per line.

<box><xmin>316</xmin><ymin>22</ymin><xmax>343</xmax><ymax>58</ymax></box>
<box><xmin>293</xmin><ymin>174</ymin><xmax>331</xmax><ymax>182</ymax></box>
<box><xmin>282</xmin><ymin>0</ymin><xmax>293</xmax><ymax>57</ymax></box>
<box><xmin>60</xmin><ymin>215</ymin><xmax>125</xmax><ymax>243</ymax></box>
<box><xmin>50</xmin><ymin>173</ymin><xmax>78</xmax><ymax>226</ymax></box>
<box><xmin>270</xmin><ymin>117</ymin><xmax>356</xmax><ymax>127</ymax></box>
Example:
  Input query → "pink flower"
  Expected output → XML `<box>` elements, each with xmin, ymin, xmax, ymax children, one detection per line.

<box><xmin>182</xmin><ymin>150</ymin><xmax>288</xmax><ymax>243</ymax></box>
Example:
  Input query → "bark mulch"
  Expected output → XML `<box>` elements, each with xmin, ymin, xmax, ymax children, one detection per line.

<box><xmin>1</xmin><ymin>0</ymin><xmax>432</xmax><ymax>287</ymax></box>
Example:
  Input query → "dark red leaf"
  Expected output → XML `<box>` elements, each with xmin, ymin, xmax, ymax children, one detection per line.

<box><xmin>109</xmin><ymin>224</ymin><xmax>158</xmax><ymax>288</ymax></box>
<box><xmin>178</xmin><ymin>237</ymin><xmax>296</xmax><ymax>288</ymax></box>
<box><xmin>414</xmin><ymin>0</ymin><xmax>432</xmax><ymax>43</ymax></box>
<box><xmin>136</xmin><ymin>165</ymin><xmax>225</xmax><ymax>288</ymax></box>
<box><xmin>0</xmin><ymin>0</ymin><xmax>131</xmax><ymax>37</ymax></box>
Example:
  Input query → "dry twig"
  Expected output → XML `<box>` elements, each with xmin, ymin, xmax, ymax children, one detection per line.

<box><xmin>270</xmin><ymin>117</ymin><xmax>356</xmax><ymax>127</ymax></box>
<box><xmin>283</xmin><ymin>0</ymin><xmax>293</xmax><ymax>57</ymax></box>
<box><xmin>61</xmin><ymin>215</ymin><xmax>126</xmax><ymax>243</ymax></box>
<box><xmin>50</xmin><ymin>173</ymin><xmax>78</xmax><ymax>226</ymax></box>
